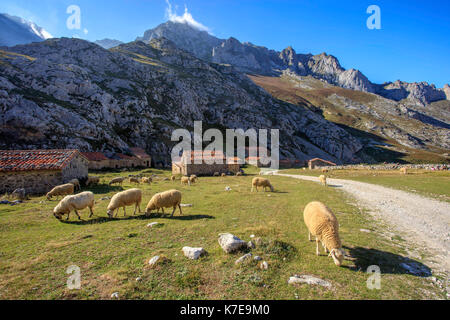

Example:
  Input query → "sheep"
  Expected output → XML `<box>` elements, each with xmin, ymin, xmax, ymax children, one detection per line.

<box><xmin>68</xmin><ymin>179</ymin><xmax>81</xmax><ymax>191</ymax></box>
<box><xmin>400</xmin><ymin>167</ymin><xmax>408</xmax><ymax>175</ymax></box>
<box><xmin>129</xmin><ymin>177</ymin><xmax>140</xmax><ymax>184</ymax></box>
<box><xmin>46</xmin><ymin>184</ymin><xmax>75</xmax><ymax>201</ymax></box>
<box><xmin>221</xmin><ymin>173</ymin><xmax>227</xmax><ymax>177</ymax></box>
<box><xmin>109</xmin><ymin>177</ymin><xmax>126</xmax><ymax>186</ymax></box>
<box><xmin>53</xmin><ymin>191</ymin><xmax>95</xmax><ymax>221</ymax></box>
<box><xmin>319</xmin><ymin>175</ymin><xmax>327</xmax><ymax>186</ymax></box>
<box><xmin>321</xmin><ymin>168</ymin><xmax>329</xmax><ymax>173</ymax></box>
<box><xmin>171</xmin><ymin>175</ymin><xmax>176</xmax><ymax>181</ymax></box>
<box><xmin>213</xmin><ymin>172</ymin><xmax>220</xmax><ymax>177</ymax></box>
<box><xmin>189</xmin><ymin>175</ymin><xmax>198</xmax><ymax>184</ymax></box>
<box><xmin>303</xmin><ymin>201</ymin><xmax>345</xmax><ymax>267</ymax></box>
<box><xmin>107</xmin><ymin>188</ymin><xmax>142</xmax><ymax>218</ymax></box>
<box><xmin>141</xmin><ymin>177</ymin><xmax>152</xmax><ymax>184</ymax></box>
<box><xmin>181</xmin><ymin>176</ymin><xmax>191</xmax><ymax>186</ymax></box>
<box><xmin>86</xmin><ymin>176</ymin><xmax>100</xmax><ymax>186</ymax></box>
<box><xmin>145</xmin><ymin>189</ymin><xmax>182</xmax><ymax>217</ymax></box>
<box><xmin>251</xmin><ymin>177</ymin><xmax>274</xmax><ymax>192</ymax></box>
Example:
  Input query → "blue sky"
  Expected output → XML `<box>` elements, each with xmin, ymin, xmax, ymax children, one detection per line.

<box><xmin>1</xmin><ymin>0</ymin><xmax>449</xmax><ymax>87</ymax></box>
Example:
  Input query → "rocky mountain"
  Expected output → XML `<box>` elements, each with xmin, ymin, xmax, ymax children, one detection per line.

<box><xmin>0</xmin><ymin>37</ymin><xmax>363</xmax><ymax>164</ymax></box>
<box><xmin>0</xmin><ymin>13</ymin><xmax>51</xmax><ymax>47</ymax></box>
<box><xmin>138</xmin><ymin>21</ymin><xmax>449</xmax><ymax>106</ymax></box>
<box><xmin>94</xmin><ymin>39</ymin><xmax>123</xmax><ymax>49</ymax></box>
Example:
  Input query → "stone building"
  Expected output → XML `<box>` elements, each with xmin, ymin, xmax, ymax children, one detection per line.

<box><xmin>130</xmin><ymin>147</ymin><xmax>152</xmax><ymax>168</ymax></box>
<box><xmin>0</xmin><ymin>149</ymin><xmax>88</xmax><ymax>194</ymax></box>
<box><xmin>82</xmin><ymin>152</ymin><xmax>111</xmax><ymax>170</ymax></box>
<box><xmin>109</xmin><ymin>153</ymin><xmax>142</xmax><ymax>169</ymax></box>
<box><xmin>308</xmin><ymin>158</ymin><xmax>337</xmax><ymax>169</ymax></box>
<box><xmin>172</xmin><ymin>151</ymin><xmax>241</xmax><ymax>176</ymax></box>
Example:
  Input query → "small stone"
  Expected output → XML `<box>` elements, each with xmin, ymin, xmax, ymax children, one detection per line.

<box><xmin>147</xmin><ymin>222</ymin><xmax>159</xmax><ymax>228</ymax></box>
<box><xmin>111</xmin><ymin>292</ymin><xmax>119</xmax><ymax>299</ymax></box>
<box><xmin>253</xmin><ymin>255</ymin><xmax>263</xmax><ymax>261</ymax></box>
<box><xmin>182</xmin><ymin>247</ymin><xmax>206</xmax><ymax>260</ymax></box>
<box><xmin>247</xmin><ymin>241</ymin><xmax>256</xmax><ymax>249</ymax></box>
<box><xmin>259</xmin><ymin>261</ymin><xmax>269</xmax><ymax>270</ymax></box>
<box><xmin>235</xmin><ymin>253</ymin><xmax>252</xmax><ymax>265</ymax></box>
<box><xmin>360</xmin><ymin>229</ymin><xmax>371</xmax><ymax>233</ymax></box>
<box><xmin>288</xmin><ymin>275</ymin><xmax>332</xmax><ymax>288</ymax></box>
<box><xmin>254</xmin><ymin>237</ymin><xmax>263</xmax><ymax>246</ymax></box>
<box><xmin>250</xmin><ymin>234</ymin><xmax>255</xmax><ymax>238</ymax></box>
<box><xmin>180</xmin><ymin>204</ymin><xmax>193</xmax><ymax>207</ymax></box>
<box><xmin>136</xmin><ymin>277</ymin><xmax>142</xmax><ymax>282</ymax></box>
<box><xmin>218</xmin><ymin>233</ymin><xmax>247</xmax><ymax>253</ymax></box>
<box><xmin>148</xmin><ymin>255</ymin><xmax>161</xmax><ymax>267</ymax></box>
<box><xmin>225</xmin><ymin>186</ymin><xmax>232</xmax><ymax>191</ymax></box>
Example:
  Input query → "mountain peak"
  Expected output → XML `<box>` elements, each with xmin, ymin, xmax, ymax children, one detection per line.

<box><xmin>0</xmin><ymin>13</ymin><xmax>52</xmax><ymax>47</ymax></box>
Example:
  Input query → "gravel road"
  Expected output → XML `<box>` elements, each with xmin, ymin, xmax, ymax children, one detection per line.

<box><xmin>275</xmin><ymin>173</ymin><xmax>450</xmax><ymax>276</ymax></box>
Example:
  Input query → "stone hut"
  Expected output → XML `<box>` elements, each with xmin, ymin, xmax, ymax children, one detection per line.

<box><xmin>82</xmin><ymin>152</ymin><xmax>111</xmax><ymax>170</ymax></box>
<box><xmin>308</xmin><ymin>158</ymin><xmax>337</xmax><ymax>170</ymax></box>
<box><xmin>0</xmin><ymin>149</ymin><xmax>88</xmax><ymax>195</ymax></box>
<box><xmin>172</xmin><ymin>150</ymin><xmax>240</xmax><ymax>176</ymax></box>
<box><xmin>109</xmin><ymin>153</ymin><xmax>142</xmax><ymax>169</ymax></box>
<box><xmin>130</xmin><ymin>148</ymin><xmax>152</xmax><ymax>168</ymax></box>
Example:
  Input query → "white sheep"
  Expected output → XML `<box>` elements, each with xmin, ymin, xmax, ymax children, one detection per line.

<box><xmin>53</xmin><ymin>191</ymin><xmax>95</xmax><ymax>221</ymax></box>
<box><xmin>141</xmin><ymin>177</ymin><xmax>152</xmax><ymax>184</ymax></box>
<box><xmin>46</xmin><ymin>183</ymin><xmax>75</xmax><ymax>200</ymax></box>
<box><xmin>319</xmin><ymin>175</ymin><xmax>327</xmax><ymax>186</ymax></box>
<box><xmin>189</xmin><ymin>175</ymin><xmax>198</xmax><ymax>184</ymax></box>
<box><xmin>145</xmin><ymin>189</ymin><xmax>182</xmax><ymax>217</ymax></box>
<box><xmin>171</xmin><ymin>175</ymin><xmax>177</xmax><ymax>181</ymax></box>
<box><xmin>68</xmin><ymin>179</ymin><xmax>81</xmax><ymax>191</ymax></box>
<box><xmin>107</xmin><ymin>188</ymin><xmax>142</xmax><ymax>218</ymax></box>
<box><xmin>129</xmin><ymin>177</ymin><xmax>140</xmax><ymax>184</ymax></box>
<box><xmin>181</xmin><ymin>176</ymin><xmax>191</xmax><ymax>186</ymax></box>
<box><xmin>251</xmin><ymin>177</ymin><xmax>274</xmax><ymax>192</ymax></box>
<box><xmin>213</xmin><ymin>172</ymin><xmax>220</xmax><ymax>177</ymax></box>
<box><xmin>400</xmin><ymin>167</ymin><xmax>408</xmax><ymax>175</ymax></box>
<box><xmin>86</xmin><ymin>176</ymin><xmax>100</xmax><ymax>186</ymax></box>
<box><xmin>109</xmin><ymin>177</ymin><xmax>126</xmax><ymax>186</ymax></box>
<box><xmin>303</xmin><ymin>201</ymin><xmax>345</xmax><ymax>266</ymax></box>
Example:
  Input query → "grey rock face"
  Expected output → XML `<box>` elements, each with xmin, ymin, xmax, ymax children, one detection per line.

<box><xmin>0</xmin><ymin>37</ymin><xmax>362</xmax><ymax>163</ymax></box>
<box><xmin>218</xmin><ymin>233</ymin><xmax>248</xmax><ymax>253</ymax></box>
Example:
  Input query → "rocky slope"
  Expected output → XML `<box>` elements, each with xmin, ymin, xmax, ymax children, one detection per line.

<box><xmin>138</xmin><ymin>21</ymin><xmax>449</xmax><ymax>106</ymax></box>
<box><xmin>0</xmin><ymin>38</ymin><xmax>363</xmax><ymax>164</ymax></box>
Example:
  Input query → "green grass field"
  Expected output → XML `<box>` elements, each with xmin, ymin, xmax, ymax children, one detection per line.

<box><xmin>282</xmin><ymin>168</ymin><xmax>450</xmax><ymax>202</ymax></box>
<box><xmin>0</xmin><ymin>167</ymin><xmax>445</xmax><ymax>300</ymax></box>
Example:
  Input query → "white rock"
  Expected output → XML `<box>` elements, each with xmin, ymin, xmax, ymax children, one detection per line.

<box><xmin>136</xmin><ymin>277</ymin><xmax>142</xmax><ymax>282</ymax></box>
<box><xmin>288</xmin><ymin>275</ymin><xmax>332</xmax><ymax>288</ymax></box>
<box><xmin>247</xmin><ymin>241</ymin><xmax>256</xmax><ymax>249</ymax></box>
<box><xmin>235</xmin><ymin>253</ymin><xmax>252</xmax><ymax>265</ymax></box>
<box><xmin>360</xmin><ymin>229</ymin><xmax>371</xmax><ymax>233</ymax></box>
<box><xmin>260</xmin><ymin>261</ymin><xmax>269</xmax><ymax>270</ymax></box>
<box><xmin>182</xmin><ymin>247</ymin><xmax>206</xmax><ymax>260</ymax></box>
<box><xmin>180</xmin><ymin>204</ymin><xmax>193</xmax><ymax>207</ymax></box>
<box><xmin>147</xmin><ymin>222</ymin><xmax>159</xmax><ymax>228</ymax></box>
<box><xmin>111</xmin><ymin>292</ymin><xmax>119</xmax><ymax>299</ymax></box>
<box><xmin>250</xmin><ymin>234</ymin><xmax>255</xmax><ymax>238</ymax></box>
<box><xmin>148</xmin><ymin>255</ymin><xmax>161</xmax><ymax>266</ymax></box>
<box><xmin>225</xmin><ymin>186</ymin><xmax>232</xmax><ymax>191</ymax></box>
<box><xmin>218</xmin><ymin>233</ymin><xmax>248</xmax><ymax>253</ymax></box>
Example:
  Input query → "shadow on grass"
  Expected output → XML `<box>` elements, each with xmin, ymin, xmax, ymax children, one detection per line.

<box><xmin>82</xmin><ymin>185</ymin><xmax>124</xmax><ymax>195</ymax></box>
<box><xmin>326</xmin><ymin>184</ymin><xmax>343</xmax><ymax>188</ymax></box>
<box><xmin>59</xmin><ymin>213</ymin><xmax>214</xmax><ymax>225</ymax></box>
<box><xmin>344</xmin><ymin>246</ymin><xmax>432</xmax><ymax>277</ymax></box>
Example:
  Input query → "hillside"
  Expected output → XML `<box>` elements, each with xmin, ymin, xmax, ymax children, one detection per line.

<box><xmin>0</xmin><ymin>37</ymin><xmax>362</xmax><ymax>164</ymax></box>
<box><xmin>249</xmin><ymin>73</ymin><xmax>450</xmax><ymax>164</ymax></box>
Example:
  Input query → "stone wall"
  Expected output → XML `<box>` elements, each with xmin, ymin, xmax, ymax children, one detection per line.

<box><xmin>61</xmin><ymin>154</ymin><xmax>89</xmax><ymax>182</ymax></box>
<box><xmin>0</xmin><ymin>170</ymin><xmax>63</xmax><ymax>195</ymax></box>
<box><xmin>185</xmin><ymin>163</ymin><xmax>230</xmax><ymax>176</ymax></box>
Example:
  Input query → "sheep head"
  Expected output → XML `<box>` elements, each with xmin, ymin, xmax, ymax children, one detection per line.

<box><xmin>329</xmin><ymin>248</ymin><xmax>345</xmax><ymax>266</ymax></box>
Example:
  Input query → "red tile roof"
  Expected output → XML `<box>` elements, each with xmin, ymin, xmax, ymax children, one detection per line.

<box><xmin>183</xmin><ymin>150</ymin><xmax>226</xmax><ymax>161</ymax></box>
<box><xmin>130</xmin><ymin>147</ymin><xmax>151</xmax><ymax>159</ymax></box>
<box><xmin>115</xmin><ymin>153</ymin><xmax>137</xmax><ymax>160</ymax></box>
<box><xmin>0</xmin><ymin>149</ymin><xmax>86</xmax><ymax>172</ymax></box>
<box><xmin>82</xmin><ymin>152</ymin><xmax>109</xmax><ymax>161</ymax></box>
<box><xmin>308</xmin><ymin>158</ymin><xmax>336</xmax><ymax>166</ymax></box>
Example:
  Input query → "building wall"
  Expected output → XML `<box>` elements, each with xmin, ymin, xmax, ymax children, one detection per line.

<box><xmin>227</xmin><ymin>164</ymin><xmax>240</xmax><ymax>174</ymax></box>
<box><xmin>172</xmin><ymin>163</ymin><xmax>182</xmax><ymax>175</ymax></box>
<box><xmin>309</xmin><ymin>160</ymin><xmax>335</xmax><ymax>169</ymax></box>
<box><xmin>184</xmin><ymin>163</ymin><xmax>229</xmax><ymax>176</ymax></box>
<box><xmin>61</xmin><ymin>154</ymin><xmax>89</xmax><ymax>182</ymax></box>
<box><xmin>0</xmin><ymin>170</ymin><xmax>63</xmax><ymax>194</ymax></box>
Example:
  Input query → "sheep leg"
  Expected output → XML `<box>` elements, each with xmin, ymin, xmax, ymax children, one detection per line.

<box><xmin>88</xmin><ymin>206</ymin><xmax>94</xmax><ymax>218</ymax></box>
<box><xmin>308</xmin><ymin>232</ymin><xmax>312</xmax><ymax>241</ymax></box>
<box><xmin>315</xmin><ymin>239</ymin><xmax>320</xmax><ymax>256</ymax></box>
<box><xmin>74</xmin><ymin>210</ymin><xmax>81</xmax><ymax>220</ymax></box>
<box><xmin>178</xmin><ymin>204</ymin><xmax>183</xmax><ymax>216</ymax></box>
<box><xmin>123</xmin><ymin>207</ymin><xmax>127</xmax><ymax>217</ymax></box>
<box><xmin>162</xmin><ymin>208</ymin><xmax>165</xmax><ymax>214</ymax></box>
<box><xmin>66</xmin><ymin>212</ymin><xmax>70</xmax><ymax>221</ymax></box>
<box><xmin>322</xmin><ymin>242</ymin><xmax>328</xmax><ymax>253</ymax></box>
<box><xmin>170</xmin><ymin>206</ymin><xmax>176</xmax><ymax>217</ymax></box>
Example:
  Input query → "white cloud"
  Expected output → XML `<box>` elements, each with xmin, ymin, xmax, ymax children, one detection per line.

<box><xmin>165</xmin><ymin>0</ymin><xmax>210</xmax><ymax>33</ymax></box>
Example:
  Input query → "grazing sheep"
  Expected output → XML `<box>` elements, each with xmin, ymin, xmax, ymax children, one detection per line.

<box><xmin>145</xmin><ymin>189</ymin><xmax>182</xmax><ymax>217</ymax></box>
<box><xmin>68</xmin><ymin>179</ymin><xmax>81</xmax><ymax>191</ymax></box>
<box><xmin>213</xmin><ymin>172</ymin><xmax>220</xmax><ymax>177</ymax></box>
<box><xmin>181</xmin><ymin>176</ymin><xmax>191</xmax><ymax>186</ymax></box>
<box><xmin>321</xmin><ymin>168</ymin><xmax>329</xmax><ymax>173</ymax></box>
<box><xmin>303</xmin><ymin>201</ymin><xmax>345</xmax><ymax>267</ymax></box>
<box><xmin>53</xmin><ymin>191</ymin><xmax>95</xmax><ymax>221</ymax></box>
<box><xmin>400</xmin><ymin>167</ymin><xmax>408</xmax><ymax>175</ymax></box>
<box><xmin>141</xmin><ymin>177</ymin><xmax>152</xmax><ymax>184</ymax></box>
<box><xmin>189</xmin><ymin>175</ymin><xmax>198</xmax><ymax>184</ymax></box>
<box><xmin>109</xmin><ymin>177</ymin><xmax>126</xmax><ymax>186</ymax></box>
<box><xmin>319</xmin><ymin>175</ymin><xmax>327</xmax><ymax>186</ymax></box>
<box><xmin>129</xmin><ymin>177</ymin><xmax>140</xmax><ymax>184</ymax></box>
<box><xmin>251</xmin><ymin>177</ymin><xmax>274</xmax><ymax>192</ymax></box>
<box><xmin>107</xmin><ymin>188</ymin><xmax>142</xmax><ymax>218</ymax></box>
<box><xmin>171</xmin><ymin>175</ymin><xmax>176</xmax><ymax>181</ymax></box>
<box><xmin>221</xmin><ymin>173</ymin><xmax>227</xmax><ymax>177</ymax></box>
<box><xmin>46</xmin><ymin>184</ymin><xmax>75</xmax><ymax>200</ymax></box>
<box><xmin>86</xmin><ymin>176</ymin><xmax>100</xmax><ymax>186</ymax></box>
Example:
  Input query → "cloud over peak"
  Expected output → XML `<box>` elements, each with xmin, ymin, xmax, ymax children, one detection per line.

<box><xmin>165</xmin><ymin>0</ymin><xmax>210</xmax><ymax>33</ymax></box>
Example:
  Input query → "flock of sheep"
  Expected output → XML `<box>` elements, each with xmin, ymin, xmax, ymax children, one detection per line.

<box><xmin>48</xmin><ymin>170</ymin><xmax>346</xmax><ymax>267</ymax></box>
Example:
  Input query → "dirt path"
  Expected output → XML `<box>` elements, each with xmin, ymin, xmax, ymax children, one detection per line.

<box><xmin>275</xmin><ymin>172</ymin><xmax>450</xmax><ymax>277</ymax></box>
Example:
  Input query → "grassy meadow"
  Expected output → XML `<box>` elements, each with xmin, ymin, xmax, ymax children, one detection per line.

<box><xmin>282</xmin><ymin>168</ymin><xmax>450</xmax><ymax>202</ymax></box>
<box><xmin>0</xmin><ymin>166</ymin><xmax>446</xmax><ymax>300</ymax></box>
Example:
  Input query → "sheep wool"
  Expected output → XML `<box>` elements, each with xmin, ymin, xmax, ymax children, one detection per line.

<box><xmin>303</xmin><ymin>201</ymin><xmax>345</xmax><ymax>266</ymax></box>
<box><xmin>68</xmin><ymin>179</ymin><xmax>81</xmax><ymax>191</ymax></box>
<box><xmin>319</xmin><ymin>175</ymin><xmax>327</xmax><ymax>186</ymax></box>
<box><xmin>86</xmin><ymin>176</ymin><xmax>100</xmax><ymax>186</ymax></box>
<box><xmin>251</xmin><ymin>177</ymin><xmax>274</xmax><ymax>192</ymax></box>
<box><xmin>109</xmin><ymin>177</ymin><xmax>126</xmax><ymax>186</ymax></box>
<box><xmin>107</xmin><ymin>188</ymin><xmax>142</xmax><ymax>218</ymax></box>
<box><xmin>46</xmin><ymin>183</ymin><xmax>75</xmax><ymax>200</ymax></box>
<box><xmin>145</xmin><ymin>189</ymin><xmax>182</xmax><ymax>217</ymax></box>
<box><xmin>53</xmin><ymin>191</ymin><xmax>95</xmax><ymax>220</ymax></box>
<box><xmin>181</xmin><ymin>176</ymin><xmax>191</xmax><ymax>186</ymax></box>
